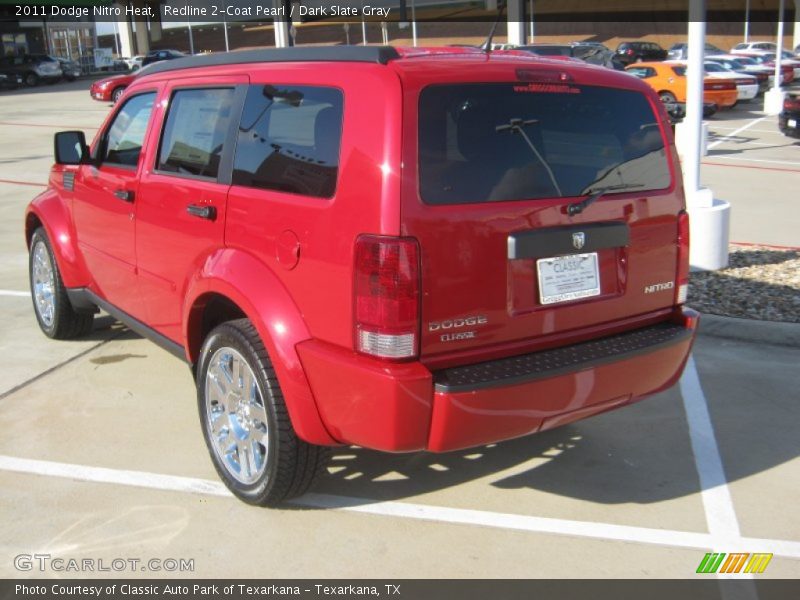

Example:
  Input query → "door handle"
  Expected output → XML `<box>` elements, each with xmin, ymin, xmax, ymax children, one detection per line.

<box><xmin>186</xmin><ymin>204</ymin><xmax>217</xmax><ymax>221</ymax></box>
<box><xmin>114</xmin><ymin>189</ymin><xmax>134</xmax><ymax>202</ymax></box>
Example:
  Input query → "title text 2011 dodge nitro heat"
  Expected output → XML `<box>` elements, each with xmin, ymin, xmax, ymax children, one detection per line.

<box><xmin>26</xmin><ymin>46</ymin><xmax>697</xmax><ymax>506</ymax></box>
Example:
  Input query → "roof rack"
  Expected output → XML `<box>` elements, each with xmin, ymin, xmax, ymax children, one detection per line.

<box><xmin>141</xmin><ymin>46</ymin><xmax>401</xmax><ymax>77</ymax></box>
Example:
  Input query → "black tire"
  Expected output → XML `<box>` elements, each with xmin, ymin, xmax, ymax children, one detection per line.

<box><xmin>29</xmin><ymin>228</ymin><xmax>94</xmax><ymax>339</ymax></box>
<box><xmin>25</xmin><ymin>72</ymin><xmax>38</xmax><ymax>87</ymax></box>
<box><xmin>111</xmin><ymin>86</ymin><xmax>125</xmax><ymax>103</ymax></box>
<box><xmin>197</xmin><ymin>319</ymin><xmax>328</xmax><ymax>506</ymax></box>
<box><xmin>659</xmin><ymin>91</ymin><xmax>678</xmax><ymax>104</ymax></box>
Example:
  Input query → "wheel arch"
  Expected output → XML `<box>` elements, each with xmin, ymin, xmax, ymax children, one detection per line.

<box><xmin>25</xmin><ymin>192</ymin><xmax>91</xmax><ymax>289</ymax></box>
<box><xmin>183</xmin><ymin>249</ymin><xmax>338</xmax><ymax>447</ymax></box>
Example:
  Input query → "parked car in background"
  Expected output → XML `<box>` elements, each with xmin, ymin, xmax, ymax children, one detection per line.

<box><xmin>731</xmin><ymin>41</ymin><xmax>778</xmax><ymax>55</ymax></box>
<box><xmin>743</xmin><ymin>53</ymin><xmax>797</xmax><ymax>83</ymax></box>
<box><xmin>120</xmin><ymin>55</ymin><xmax>144</xmax><ymax>70</ymax></box>
<box><xmin>515</xmin><ymin>42</ymin><xmax>619</xmax><ymax>69</ymax></box>
<box><xmin>705</xmin><ymin>55</ymin><xmax>773</xmax><ymax>92</ymax></box>
<box><xmin>779</xmin><ymin>94</ymin><xmax>800</xmax><ymax>138</ymax></box>
<box><xmin>141</xmin><ymin>49</ymin><xmax>185</xmax><ymax>67</ymax></box>
<box><xmin>0</xmin><ymin>68</ymin><xmax>23</xmax><ymax>88</ymax></box>
<box><xmin>28</xmin><ymin>46</ymin><xmax>698</xmax><ymax>506</ymax></box>
<box><xmin>0</xmin><ymin>54</ymin><xmax>62</xmax><ymax>86</ymax></box>
<box><xmin>615</xmin><ymin>41</ymin><xmax>667</xmax><ymax>66</ymax></box>
<box><xmin>666</xmin><ymin>42</ymin><xmax>725</xmax><ymax>60</ymax></box>
<box><xmin>89</xmin><ymin>64</ymin><xmax>154</xmax><ymax>103</ymax></box>
<box><xmin>700</xmin><ymin>61</ymin><xmax>758</xmax><ymax>102</ymax></box>
<box><xmin>55</xmin><ymin>57</ymin><xmax>81</xmax><ymax>81</ymax></box>
<box><xmin>625</xmin><ymin>61</ymin><xmax>738</xmax><ymax>110</ymax></box>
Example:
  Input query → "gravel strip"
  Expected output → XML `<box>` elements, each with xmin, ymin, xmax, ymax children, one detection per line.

<box><xmin>688</xmin><ymin>245</ymin><xmax>800</xmax><ymax>324</ymax></box>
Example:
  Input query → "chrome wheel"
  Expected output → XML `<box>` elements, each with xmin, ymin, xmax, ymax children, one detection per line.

<box><xmin>32</xmin><ymin>240</ymin><xmax>56</xmax><ymax>328</ymax></box>
<box><xmin>204</xmin><ymin>346</ymin><xmax>269</xmax><ymax>485</ymax></box>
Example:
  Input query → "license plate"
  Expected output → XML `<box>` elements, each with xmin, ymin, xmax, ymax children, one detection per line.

<box><xmin>789</xmin><ymin>119</ymin><xmax>798</xmax><ymax>128</ymax></box>
<box><xmin>537</xmin><ymin>253</ymin><xmax>600</xmax><ymax>305</ymax></box>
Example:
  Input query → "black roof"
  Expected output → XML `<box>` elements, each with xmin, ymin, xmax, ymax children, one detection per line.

<box><xmin>142</xmin><ymin>46</ymin><xmax>401</xmax><ymax>78</ymax></box>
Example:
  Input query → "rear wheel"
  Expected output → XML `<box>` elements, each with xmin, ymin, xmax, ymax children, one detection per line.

<box><xmin>197</xmin><ymin>319</ymin><xmax>328</xmax><ymax>506</ymax></box>
<box><xmin>659</xmin><ymin>91</ymin><xmax>678</xmax><ymax>104</ymax></box>
<box><xmin>29</xmin><ymin>228</ymin><xmax>94</xmax><ymax>339</ymax></box>
<box><xmin>25</xmin><ymin>72</ymin><xmax>38</xmax><ymax>87</ymax></box>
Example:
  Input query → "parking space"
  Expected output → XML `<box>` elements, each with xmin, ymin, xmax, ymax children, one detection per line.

<box><xmin>0</xmin><ymin>81</ymin><xmax>798</xmax><ymax>580</ymax></box>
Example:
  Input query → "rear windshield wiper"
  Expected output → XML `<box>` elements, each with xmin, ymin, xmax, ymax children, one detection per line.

<box><xmin>495</xmin><ymin>118</ymin><xmax>563</xmax><ymax>196</ymax></box>
<box><xmin>567</xmin><ymin>183</ymin><xmax>644</xmax><ymax>216</ymax></box>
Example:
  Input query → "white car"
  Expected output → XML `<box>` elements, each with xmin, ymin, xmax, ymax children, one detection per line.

<box><xmin>703</xmin><ymin>62</ymin><xmax>758</xmax><ymax>101</ymax></box>
<box><xmin>731</xmin><ymin>41</ymin><xmax>778</xmax><ymax>55</ymax></box>
<box><xmin>706</xmin><ymin>55</ymin><xmax>775</xmax><ymax>90</ymax></box>
<box><xmin>121</xmin><ymin>55</ymin><xmax>144</xmax><ymax>71</ymax></box>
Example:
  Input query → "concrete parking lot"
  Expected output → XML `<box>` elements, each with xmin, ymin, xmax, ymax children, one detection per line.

<box><xmin>0</xmin><ymin>78</ymin><xmax>798</xmax><ymax>581</ymax></box>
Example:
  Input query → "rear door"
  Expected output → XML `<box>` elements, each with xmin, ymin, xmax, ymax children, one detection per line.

<box><xmin>400</xmin><ymin>67</ymin><xmax>683</xmax><ymax>365</ymax></box>
<box><xmin>135</xmin><ymin>78</ymin><xmax>247</xmax><ymax>343</ymax></box>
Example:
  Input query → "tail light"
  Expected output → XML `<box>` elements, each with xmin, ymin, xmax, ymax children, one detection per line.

<box><xmin>676</xmin><ymin>211</ymin><xmax>690</xmax><ymax>305</ymax></box>
<box><xmin>785</xmin><ymin>96</ymin><xmax>800</xmax><ymax>111</ymax></box>
<box><xmin>354</xmin><ymin>235</ymin><xmax>420</xmax><ymax>360</ymax></box>
<box><xmin>735</xmin><ymin>78</ymin><xmax>752</xmax><ymax>85</ymax></box>
<box><xmin>704</xmin><ymin>80</ymin><xmax>736</xmax><ymax>90</ymax></box>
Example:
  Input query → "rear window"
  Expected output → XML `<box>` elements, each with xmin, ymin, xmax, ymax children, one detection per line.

<box><xmin>418</xmin><ymin>83</ymin><xmax>671</xmax><ymax>205</ymax></box>
<box><xmin>672</xmin><ymin>66</ymin><xmax>687</xmax><ymax>76</ymax></box>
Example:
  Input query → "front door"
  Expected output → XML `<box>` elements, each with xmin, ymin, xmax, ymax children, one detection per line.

<box><xmin>72</xmin><ymin>90</ymin><xmax>159</xmax><ymax>319</ymax></box>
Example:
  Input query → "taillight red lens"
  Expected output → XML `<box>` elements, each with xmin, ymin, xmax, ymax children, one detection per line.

<box><xmin>676</xmin><ymin>210</ymin><xmax>690</xmax><ymax>304</ymax></box>
<box><xmin>785</xmin><ymin>96</ymin><xmax>800</xmax><ymax>110</ymax></box>
<box><xmin>354</xmin><ymin>235</ymin><xmax>420</xmax><ymax>360</ymax></box>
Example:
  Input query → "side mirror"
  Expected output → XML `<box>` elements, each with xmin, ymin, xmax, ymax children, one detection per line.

<box><xmin>54</xmin><ymin>131</ymin><xmax>88</xmax><ymax>165</ymax></box>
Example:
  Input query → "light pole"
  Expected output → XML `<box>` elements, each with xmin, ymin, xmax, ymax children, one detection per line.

<box><xmin>764</xmin><ymin>0</ymin><xmax>786</xmax><ymax>115</ymax></box>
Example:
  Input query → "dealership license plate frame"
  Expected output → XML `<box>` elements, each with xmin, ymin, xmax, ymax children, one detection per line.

<box><xmin>537</xmin><ymin>252</ymin><xmax>601</xmax><ymax>305</ymax></box>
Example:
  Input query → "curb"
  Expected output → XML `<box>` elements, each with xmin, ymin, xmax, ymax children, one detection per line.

<box><xmin>696</xmin><ymin>312</ymin><xmax>800</xmax><ymax>348</ymax></box>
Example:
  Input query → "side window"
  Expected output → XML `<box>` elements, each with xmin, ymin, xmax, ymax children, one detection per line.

<box><xmin>103</xmin><ymin>92</ymin><xmax>156</xmax><ymax>167</ymax></box>
<box><xmin>232</xmin><ymin>84</ymin><xmax>344</xmax><ymax>198</ymax></box>
<box><xmin>157</xmin><ymin>88</ymin><xmax>235</xmax><ymax>179</ymax></box>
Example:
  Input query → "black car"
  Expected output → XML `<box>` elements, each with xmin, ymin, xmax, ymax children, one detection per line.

<box><xmin>0</xmin><ymin>54</ymin><xmax>62</xmax><ymax>86</ymax></box>
<box><xmin>779</xmin><ymin>94</ymin><xmax>800</xmax><ymax>139</ymax></box>
<box><xmin>516</xmin><ymin>43</ymin><xmax>621</xmax><ymax>69</ymax></box>
<box><xmin>0</xmin><ymin>68</ymin><xmax>24</xmax><ymax>88</ymax></box>
<box><xmin>141</xmin><ymin>49</ymin><xmax>186</xmax><ymax>67</ymax></box>
<box><xmin>615</xmin><ymin>41</ymin><xmax>668</xmax><ymax>66</ymax></box>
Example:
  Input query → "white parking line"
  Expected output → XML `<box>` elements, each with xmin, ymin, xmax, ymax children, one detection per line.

<box><xmin>704</xmin><ymin>155</ymin><xmax>800</xmax><ymax>167</ymax></box>
<box><xmin>707</xmin><ymin>118</ymin><xmax>767</xmax><ymax>150</ymax></box>
<box><xmin>0</xmin><ymin>290</ymin><xmax>29</xmax><ymax>297</ymax></box>
<box><xmin>1</xmin><ymin>454</ymin><xmax>800</xmax><ymax>559</ymax></box>
<box><xmin>680</xmin><ymin>356</ymin><xmax>741</xmax><ymax>541</ymax></box>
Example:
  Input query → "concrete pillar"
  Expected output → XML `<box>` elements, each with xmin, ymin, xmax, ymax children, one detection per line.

<box><xmin>149</xmin><ymin>3</ymin><xmax>162</xmax><ymax>43</ymax></box>
<box><xmin>134</xmin><ymin>20</ymin><xmax>149</xmax><ymax>54</ymax></box>
<box><xmin>675</xmin><ymin>0</ymin><xmax>730</xmax><ymax>271</ymax></box>
<box><xmin>273</xmin><ymin>0</ymin><xmax>289</xmax><ymax>48</ymax></box>
<box><xmin>765</xmin><ymin>0</ymin><xmax>786</xmax><ymax>115</ymax></box>
<box><xmin>794</xmin><ymin>0</ymin><xmax>800</xmax><ymax>52</ymax></box>
<box><xmin>114</xmin><ymin>3</ymin><xmax>134</xmax><ymax>58</ymax></box>
<box><xmin>507</xmin><ymin>0</ymin><xmax>526</xmax><ymax>46</ymax></box>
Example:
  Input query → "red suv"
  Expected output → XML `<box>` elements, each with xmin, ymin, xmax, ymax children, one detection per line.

<box><xmin>26</xmin><ymin>46</ymin><xmax>697</xmax><ymax>506</ymax></box>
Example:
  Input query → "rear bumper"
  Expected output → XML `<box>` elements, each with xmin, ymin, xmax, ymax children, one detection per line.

<box><xmin>779</xmin><ymin>112</ymin><xmax>800</xmax><ymax>138</ymax></box>
<box><xmin>296</xmin><ymin>308</ymin><xmax>698</xmax><ymax>453</ymax></box>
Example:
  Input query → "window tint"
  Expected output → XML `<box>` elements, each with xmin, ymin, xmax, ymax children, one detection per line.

<box><xmin>157</xmin><ymin>88</ymin><xmax>235</xmax><ymax>179</ymax></box>
<box><xmin>103</xmin><ymin>92</ymin><xmax>156</xmax><ymax>167</ymax></box>
<box><xmin>418</xmin><ymin>83</ymin><xmax>671</xmax><ymax>205</ymax></box>
<box><xmin>232</xmin><ymin>85</ymin><xmax>343</xmax><ymax>198</ymax></box>
<box><xmin>672</xmin><ymin>66</ymin><xmax>687</xmax><ymax>76</ymax></box>
<box><xmin>627</xmin><ymin>67</ymin><xmax>655</xmax><ymax>78</ymax></box>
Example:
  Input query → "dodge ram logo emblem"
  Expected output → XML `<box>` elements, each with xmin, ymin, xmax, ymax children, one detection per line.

<box><xmin>572</xmin><ymin>232</ymin><xmax>586</xmax><ymax>250</ymax></box>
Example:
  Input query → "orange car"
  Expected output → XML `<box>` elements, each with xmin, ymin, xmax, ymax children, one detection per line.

<box><xmin>625</xmin><ymin>61</ymin><xmax>738</xmax><ymax>109</ymax></box>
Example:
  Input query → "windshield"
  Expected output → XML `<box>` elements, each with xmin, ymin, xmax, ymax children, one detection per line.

<box><xmin>418</xmin><ymin>83</ymin><xmax>671</xmax><ymax>205</ymax></box>
<box><xmin>704</xmin><ymin>63</ymin><xmax>726</xmax><ymax>73</ymax></box>
<box><xmin>736</xmin><ymin>57</ymin><xmax>757</xmax><ymax>66</ymax></box>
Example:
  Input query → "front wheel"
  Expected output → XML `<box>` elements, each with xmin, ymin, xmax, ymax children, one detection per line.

<box><xmin>25</xmin><ymin>72</ymin><xmax>39</xmax><ymax>87</ymax></box>
<box><xmin>197</xmin><ymin>319</ymin><xmax>328</xmax><ymax>506</ymax></box>
<box><xmin>111</xmin><ymin>86</ymin><xmax>125</xmax><ymax>103</ymax></box>
<box><xmin>29</xmin><ymin>228</ymin><xmax>94</xmax><ymax>339</ymax></box>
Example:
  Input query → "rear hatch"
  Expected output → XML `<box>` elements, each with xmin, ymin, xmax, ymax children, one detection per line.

<box><xmin>397</xmin><ymin>60</ymin><xmax>684</xmax><ymax>367</ymax></box>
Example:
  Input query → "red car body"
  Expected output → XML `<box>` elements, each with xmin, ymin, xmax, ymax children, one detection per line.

<box><xmin>89</xmin><ymin>72</ymin><xmax>136</xmax><ymax>102</ymax></box>
<box><xmin>28</xmin><ymin>47</ymin><xmax>697</xmax><ymax>485</ymax></box>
